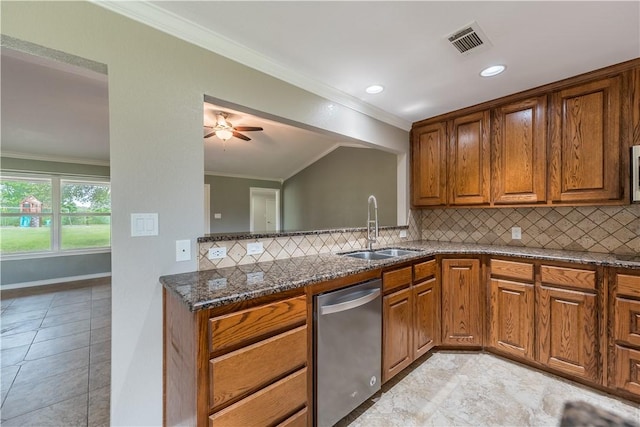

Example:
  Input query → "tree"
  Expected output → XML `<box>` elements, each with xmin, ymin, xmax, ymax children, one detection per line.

<box><xmin>0</xmin><ymin>179</ymin><xmax>52</xmax><ymax>213</ymax></box>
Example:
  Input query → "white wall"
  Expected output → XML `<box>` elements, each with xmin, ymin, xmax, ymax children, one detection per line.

<box><xmin>1</xmin><ymin>2</ymin><xmax>409</xmax><ymax>425</ymax></box>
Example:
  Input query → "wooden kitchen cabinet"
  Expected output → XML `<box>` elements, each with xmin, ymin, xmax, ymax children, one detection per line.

<box><xmin>611</xmin><ymin>272</ymin><xmax>640</xmax><ymax>398</ymax></box>
<box><xmin>448</xmin><ymin>111</ymin><xmax>491</xmax><ymax>205</ymax></box>
<box><xmin>382</xmin><ymin>259</ymin><xmax>439</xmax><ymax>383</ymax></box>
<box><xmin>488</xmin><ymin>259</ymin><xmax>535</xmax><ymax>361</ymax></box>
<box><xmin>549</xmin><ymin>76</ymin><xmax>622</xmax><ymax>203</ymax></box>
<box><xmin>413</xmin><ymin>259</ymin><xmax>440</xmax><ymax>359</ymax></box>
<box><xmin>441</xmin><ymin>258</ymin><xmax>483</xmax><ymax>346</ymax></box>
<box><xmin>492</xmin><ymin>97</ymin><xmax>547</xmax><ymax>204</ymax></box>
<box><xmin>411</xmin><ymin>122</ymin><xmax>447</xmax><ymax>206</ymax></box>
<box><xmin>537</xmin><ymin>265</ymin><xmax>599</xmax><ymax>383</ymax></box>
<box><xmin>164</xmin><ymin>289</ymin><xmax>308</xmax><ymax>427</ymax></box>
<box><xmin>383</xmin><ymin>286</ymin><xmax>413</xmax><ymax>383</ymax></box>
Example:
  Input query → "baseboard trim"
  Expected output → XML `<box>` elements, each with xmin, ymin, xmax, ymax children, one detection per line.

<box><xmin>1</xmin><ymin>272</ymin><xmax>111</xmax><ymax>291</ymax></box>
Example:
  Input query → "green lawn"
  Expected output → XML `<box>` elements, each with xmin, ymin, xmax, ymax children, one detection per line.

<box><xmin>0</xmin><ymin>224</ymin><xmax>110</xmax><ymax>253</ymax></box>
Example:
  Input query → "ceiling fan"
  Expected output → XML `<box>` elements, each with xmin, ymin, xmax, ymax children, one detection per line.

<box><xmin>204</xmin><ymin>112</ymin><xmax>263</xmax><ymax>142</ymax></box>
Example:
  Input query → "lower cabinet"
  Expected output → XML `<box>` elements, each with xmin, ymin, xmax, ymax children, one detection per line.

<box><xmin>441</xmin><ymin>258</ymin><xmax>483</xmax><ymax>346</ymax></box>
<box><xmin>382</xmin><ymin>259</ymin><xmax>439</xmax><ymax>383</ymax></box>
<box><xmin>488</xmin><ymin>259</ymin><xmax>535</xmax><ymax>361</ymax></box>
<box><xmin>611</xmin><ymin>272</ymin><xmax>640</xmax><ymax>398</ymax></box>
<box><xmin>536</xmin><ymin>265</ymin><xmax>599</xmax><ymax>383</ymax></box>
<box><xmin>164</xmin><ymin>289</ymin><xmax>308</xmax><ymax>427</ymax></box>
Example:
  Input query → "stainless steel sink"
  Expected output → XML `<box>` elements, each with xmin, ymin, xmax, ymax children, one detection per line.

<box><xmin>342</xmin><ymin>251</ymin><xmax>394</xmax><ymax>260</ymax></box>
<box><xmin>341</xmin><ymin>248</ymin><xmax>422</xmax><ymax>260</ymax></box>
<box><xmin>375</xmin><ymin>248</ymin><xmax>421</xmax><ymax>257</ymax></box>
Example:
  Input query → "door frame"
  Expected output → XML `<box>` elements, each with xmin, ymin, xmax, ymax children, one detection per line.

<box><xmin>249</xmin><ymin>187</ymin><xmax>280</xmax><ymax>232</ymax></box>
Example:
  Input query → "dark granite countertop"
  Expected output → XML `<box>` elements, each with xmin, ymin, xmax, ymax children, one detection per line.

<box><xmin>197</xmin><ymin>225</ymin><xmax>408</xmax><ymax>242</ymax></box>
<box><xmin>160</xmin><ymin>240</ymin><xmax>640</xmax><ymax>312</ymax></box>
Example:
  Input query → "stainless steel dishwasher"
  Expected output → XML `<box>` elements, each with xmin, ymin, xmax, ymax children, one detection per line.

<box><xmin>314</xmin><ymin>279</ymin><xmax>382</xmax><ymax>427</ymax></box>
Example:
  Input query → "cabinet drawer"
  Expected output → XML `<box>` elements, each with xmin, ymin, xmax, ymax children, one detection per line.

<box><xmin>618</xmin><ymin>274</ymin><xmax>640</xmax><ymax>299</ymax></box>
<box><xmin>209</xmin><ymin>296</ymin><xmax>306</xmax><ymax>353</ymax></box>
<box><xmin>490</xmin><ymin>259</ymin><xmax>533</xmax><ymax>281</ymax></box>
<box><xmin>414</xmin><ymin>260</ymin><xmax>436</xmax><ymax>282</ymax></box>
<box><xmin>209</xmin><ymin>368</ymin><xmax>307</xmax><ymax>427</ymax></box>
<box><xmin>615</xmin><ymin>297</ymin><xmax>640</xmax><ymax>347</ymax></box>
<box><xmin>383</xmin><ymin>267</ymin><xmax>412</xmax><ymax>293</ymax></box>
<box><xmin>540</xmin><ymin>265</ymin><xmax>595</xmax><ymax>291</ymax></box>
<box><xmin>210</xmin><ymin>325</ymin><xmax>307</xmax><ymax>410</ymax></box>
<box><xmin>278</xmin><ymin>407</ymin><xmax>307</xmax><ymax>427</ymax></box>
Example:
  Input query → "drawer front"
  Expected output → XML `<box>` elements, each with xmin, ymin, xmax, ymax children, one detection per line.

<box><xmin>618</xmin><ymin>274</ymin><xmax>640</xmax><ymax>299</ymax></box>
<box><xmin>414</xmin><ymin>260</ymin><xmax>436</xmax><ymax>282</ymax></box>
<box><xmin>209</xmin><ymin>296</ymin><xmax>306</xmax><ymax>353</ymax></box>
<box><xmin>540</xmin><ymin>265</ymin><xmax>595</xmax><ymax>291</ymax></box>
<box><xmin>615</xmin><ymin>297</ymin><xmax>640</xmax><ymax>347</ymax></box>
<box><xmin>278</xmin><ymin>407</ymin><xmax>308</xmax><ymax>427</ymax></box>
<box><xmin>210</xmin><ymin>325</ymin><xmax>307</xmax><ymax>411</ymax></box>
<box><xmin>490</xmin><ymin>259</ymin><xmax>533</xmax><ymax>282</ymax></box>
<box><xmin>209</xmin><ymin>368</ymin><xmax>307</xmax><ymax>427</ymax></box>
<box><xmin>383</xmin><ymin>266</ymin><xmax>412</xmax><ymax>293</ymax></box>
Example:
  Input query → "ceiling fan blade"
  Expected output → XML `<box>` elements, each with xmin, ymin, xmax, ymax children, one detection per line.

<box><xmin>234</xmin><ymin>126</ymin><xmax>263</xmax><ymax>132</ymax></box>
<box><xmin>204</xmin><ymin>131</ymin><xmax>216</xmax><ymax>138</ymax></box>
<box><xmin>203</xmin><ymin>125</ymin><xmax>214</xmax><ymax>129</ymax></box>
<box><xmin>233</xmin><ymin>131</ymin><xmax>251</xmax><ymax>141</ymax></box>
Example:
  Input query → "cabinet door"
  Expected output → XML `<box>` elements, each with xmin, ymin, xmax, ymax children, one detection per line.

<box><xmin>489</xmin><ymin>278</ymin><xmax>534</xmax><ymax>361</ymax></box>
<box><xmin>492</xmin><ymin>97</ymin><xmax>547</xmax><ymax>204</ymax></box>
<box><xmin>382</xmin><ymin>288</ymin><xmax>413</xmax><ymax>383</ymax></box>
<box><xmin>614</xmin><ymin>345</ymin><xmax>640</xmax><ymax>397</ymax></box>
<box><xmin>412</xmin><ymin>122</ymin><xmax>447</xmax><ymax>206</ymax></box>
<box><xmin>413</xmin><ymin>277</ymin><xmax>440</xmax><ymax>359</ymax></box>
<box><xmin>549</xmin><ymin>76</ymin><xmax>621</xmax><ymax>202</ymax></box>
<box><xmin>441</xmin><ymin>258</ymin><xmax>483</xmax><ymax>345</ymax></box>
<box><xmin>448</xmin><ymin>111</ymin><xmax>490</xmax><ymax>205</ymax></box>
<box><xmin>537</xmin><ymin>285</ymin><xmax>599</xmax><ymax>382</ymax></box>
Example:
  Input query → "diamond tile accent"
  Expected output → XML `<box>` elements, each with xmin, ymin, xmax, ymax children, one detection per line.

<box><xmin>420</xmin><ymin>205</ymin><xmax>640</xmax><ymax>255</ymax></box>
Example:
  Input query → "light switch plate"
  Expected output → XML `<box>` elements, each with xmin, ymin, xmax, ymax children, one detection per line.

<box><xmin>214</xmin><ymin>213</ymin><xmax>222</xmax><ymax>219</ymax></box>
<box><xmin>176</xmin><ymin>240</ymin><xmax>191</xmax><ymax>262</ymax></box>
<box><xmin>131</xmin><ymin>213</ymin><xmax>158</xmax><ymax>237</ymax></box>
<box><xmin>511</xmin><ymin>227</ymin><xmax>522</xmax><ymax>240</ymax></box>
<box><xmin>247</xmin><ymin>242</ymin><xmax>263</xmax><ymax>256</ymax></box>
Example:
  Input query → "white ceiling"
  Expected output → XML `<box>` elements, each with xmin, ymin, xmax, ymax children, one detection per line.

<box><xmin>4</xmin><ymin>1</ymin><xmax>639</xmax><ymax>179</ymax></box>
<box><xmin>1</xmin><ymin>48</ymin><xmax>110</xmax><ymax>165</ymax></box>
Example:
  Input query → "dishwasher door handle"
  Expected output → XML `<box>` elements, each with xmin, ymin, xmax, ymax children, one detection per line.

<box><xmin>319</xmin><ymin>288</ymin><xmax>381</xmax><ymax>315</ymax></box>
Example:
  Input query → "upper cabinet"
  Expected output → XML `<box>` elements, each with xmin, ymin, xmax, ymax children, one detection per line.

<box><xmin>411</xmin><ymin>59</ymin><xmax>640</xmax><ymax>209</ymax></box>
<box><xmin>492</xmin><ymin>97</ymin><xmax>547</xmax><ymax>205</ymax></box>
<box><xmin>412</xmin><ymin>122</ymin><xmax>447</xmax><ymax>206</ymax></box>
<box><xmin>549</xmin><ymin>76</ymin><xmax>621</xmax><ymax>203</ymax></box>
<box><xmin>449</xmin><ymin>111</ymin><xmax>491</xmax><ymax>205</ymax></box>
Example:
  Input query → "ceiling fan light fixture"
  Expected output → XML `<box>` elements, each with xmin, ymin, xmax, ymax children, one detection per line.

<box><xmin>215</xmin><ymin>128</ymin><xmax>233</xmax><ymax>141</ymax></box>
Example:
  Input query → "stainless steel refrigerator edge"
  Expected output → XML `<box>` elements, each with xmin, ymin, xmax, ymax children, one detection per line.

<box><xmin>314</xmin><ymin>279</ymin><xmax>382</xmax><ymax>426</ymax></box>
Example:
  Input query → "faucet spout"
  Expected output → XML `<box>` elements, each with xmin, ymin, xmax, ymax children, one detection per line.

<box><xmin>367</xmin><ymin>195</ymin><xmax>378</xmax><ymax>251</ymax></box>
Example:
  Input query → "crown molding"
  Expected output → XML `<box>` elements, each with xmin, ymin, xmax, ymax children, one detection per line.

<box><xmin>90</xmin><ymin>1</ymin><xmax>411</xmax><ymax>131</ymax></box>
<box><xmin>204</xmin><ymin>171</ymin><xmax>284</xmax><ymax>184</ymax></box>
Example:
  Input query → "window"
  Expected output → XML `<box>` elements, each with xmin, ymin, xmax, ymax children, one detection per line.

<box><xmin>0</xmin><ymin>174</ymin><xmax>111</xmax><ymax>255</ymax></box>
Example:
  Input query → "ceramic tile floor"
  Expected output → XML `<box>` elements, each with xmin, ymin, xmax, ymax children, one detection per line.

<box><xmin>1</xmin><ymin>280</ymin><xmax>110</xmax><ymax>426</ymax></box>
<box><xmin>339</xmin><ymin>352</ymin><xmax>640</xmax><ymax>427</ymax></box>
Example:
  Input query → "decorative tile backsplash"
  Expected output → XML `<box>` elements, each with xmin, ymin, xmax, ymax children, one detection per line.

<box><xmin>419</xmin><ymin>205</ymin><xmax>640</xmax><ymax>255</ymax></box>
<box><xmin>198</xmin><ymin>227</ymin><xmax>415</xmax><ymax>270</ymax></box>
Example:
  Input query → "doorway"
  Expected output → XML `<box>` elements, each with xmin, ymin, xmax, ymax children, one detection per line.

<box><xmin>250</xmin><ymin>188</ymin><xmax>280</xmax><ymax>232</ymax></box>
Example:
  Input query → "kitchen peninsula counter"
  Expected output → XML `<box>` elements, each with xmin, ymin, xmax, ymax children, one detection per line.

<box><xmin>160</xmin><ymin>241</ymin><xmax>640</xmax><ymax>311</ymax></box>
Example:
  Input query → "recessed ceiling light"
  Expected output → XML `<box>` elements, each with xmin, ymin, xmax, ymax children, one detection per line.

<box><xmin>480</xmin><ymin>65</ymin><xmax>506</xmax><ymax>77</ymax></box>
<box><xmin>366</xmin><ymin>85</ymin><xmax>384</xmax><ymax>94</ymax></box>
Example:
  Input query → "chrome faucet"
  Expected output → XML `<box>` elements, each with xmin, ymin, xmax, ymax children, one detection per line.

<box><xmin>367</xmin><ymin>195</ymin><xmax>378</xmax><ymax>250</ymax></box>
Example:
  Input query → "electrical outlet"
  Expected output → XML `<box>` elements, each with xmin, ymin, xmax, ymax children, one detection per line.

<box><xmin>399</xmin><ymin>230</ymin><xmax>407</xmax><ymax>238</ymax></box>
<box><xmin>208</xmin><ymin>246</ymin><xmax>227</xmax><ymax>259</ymax></box>
<box><xmin>511</xmin><ymin>227</ymin><xmax>522</xmax><ymax>240</ymax></box>
<box><xmin>247</xmin><ymin>242</ymin><xmax>263</xmax><ymax>256</ymax></box>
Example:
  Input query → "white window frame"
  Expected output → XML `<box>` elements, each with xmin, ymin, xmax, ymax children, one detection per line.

<box><xmin>0</xmin><ymin>172</ymin><xmax>111</xmax><ymax>260</ymax></box>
